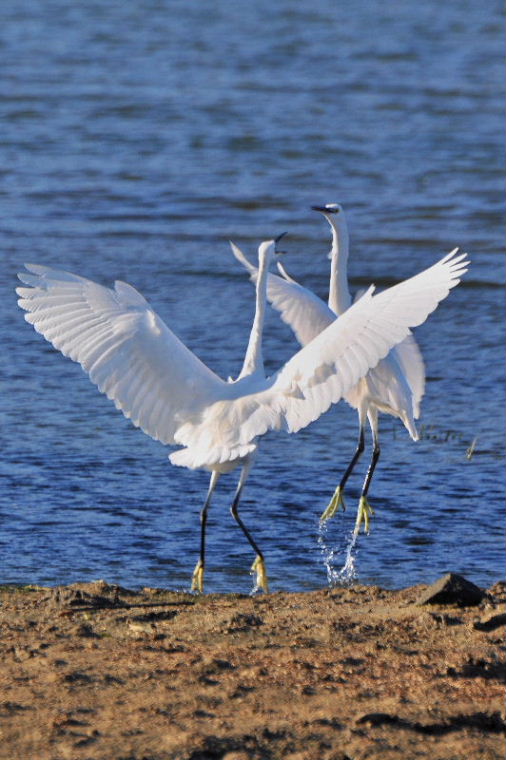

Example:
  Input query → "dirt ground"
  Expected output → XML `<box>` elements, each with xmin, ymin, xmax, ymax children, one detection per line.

<box><xmin>0</xmin><ymin>578</ymin><xmax>504</xmax><ymax>760</ymax></box>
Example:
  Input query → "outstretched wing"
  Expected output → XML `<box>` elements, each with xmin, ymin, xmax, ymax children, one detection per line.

<box><xmin>231</xmin><ymin>240</ymin><xmax>432</xmax><ymax>426</ymax></box>
<box><xmin>176</xmin><ymin>249</ymin><xmax>469</xmax><ymax>466</ymax></box>
<box><xmin>271</xmin><ymin>248</ymin><xmax>466</xmax><ymax>434</ymax></box>
<box><xmin>347</xmin><ymin>287</ymin><xmax>424</xmax><ymax>425</ymax></box>
<box><xmin>390</xmin><ymin>334</ymin><xmax>426</xmax><ymax>418</ymax></box>
<box><xmin>18</xmin><ymin>250</ymin><xmax>467</xmax><ymax>471</ymax></box>
<box><xmin>230</xmin><ymin>242</ymin><xmax>334</xmax><ymax>344</ymax></box>
<box><xmin>17</xmin><ymin>264</ymin><xmax>229</xmax><ymax>445</ymax></box>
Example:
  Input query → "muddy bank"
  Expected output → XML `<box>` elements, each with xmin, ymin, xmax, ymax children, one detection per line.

<box><xmin>0</xmin><ymin>577</ymin><xmax>504</xmax><ymax>759</ymax></box>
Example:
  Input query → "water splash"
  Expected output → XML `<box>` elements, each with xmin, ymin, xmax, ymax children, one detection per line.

<box><xmin>249</xmin><ymin>561</ymin><xmax>266</xmax><ymax>596</ymax></box>
<box><xmin>318</xmin><ymin>518</ymin><xmax>359</xmax><ymax>586</ymax></box>
<box><xmin>249</xmin><ymin>570</ymin><xmax>261</xmax><ymax>596</ymax></box>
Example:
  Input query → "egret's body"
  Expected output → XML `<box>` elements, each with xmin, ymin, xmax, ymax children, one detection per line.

<box><xmin>17</xmin><ymin>236</ymin><xmax>468</xmax><ymax>590</ymax></box>
<box><xmin>231</xmin><ymin>206</ymin><xmax>463</xmax><ymax>533</ymax></box>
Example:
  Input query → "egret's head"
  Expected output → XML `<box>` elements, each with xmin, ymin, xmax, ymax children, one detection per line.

<box><xmin>274</xmin><ymin>230</ymin><xmax>288</xmax><ymax>255</ymax></box>
<box><xmin>311</xmin><ymin>204</ymin><xmax>347</xmax><ymax>250</ymax></box>
<box><xmin>311</xmin><ymin>202</ymin><xmax>344</xmax><ymax>218</ymax></box>
<box><xmin>258</xmin><ymin>232</ymin><xmax>287</xmax><ymax>265</ymax></box>
<box><xmin>312</xmin><ymin>203</ymin><xmax>348</xmax><ymax>259</ymax></box>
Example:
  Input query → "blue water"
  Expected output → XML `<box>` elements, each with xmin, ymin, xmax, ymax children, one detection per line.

<box><xmin>1</xmin><ymin>0</ymin><xmax>504</xmax><ymax>593</ymax></box>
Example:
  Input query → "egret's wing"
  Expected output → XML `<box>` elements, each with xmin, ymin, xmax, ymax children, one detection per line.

<box><xmin>352</xmin><ymin>251</ymin><xmax>448</xmax><ymax>417</ymax></box>
<box><xmin>390</xmin><ymin>334</ymin><xmax>426</xmax><ymax>418</ymax></box>
<box><xmin>230</xmin><ymin>241</ymin><xmax>334</xmax><ymax>344</ymax></box>
<box><xmin>229</xmin><ymin>241</ymin><xmax>257</xmax><ymax>276</ymax></box>
<box><xmin>358</xmin><ymin>352</ymin><xmax>419</xmax><ymax>440</ymax></box>
<box><xmin>18</xmin><ymin>250</ymin><xmax>467</xmax><ymax>471</ymax></box>
<box><xmin>16</xmin><ymin>264</ymin><xmax>229</xmax><ymax>445</ymax></box>
<box><xmin>237</xmin><ymin>248</ymin><xmax>469</xmax><ymax>438</ymax></box>
<box><xmin>174</xmin><ymin>248</ymin><xmax>468</xmax><ymax>468</ymax></box>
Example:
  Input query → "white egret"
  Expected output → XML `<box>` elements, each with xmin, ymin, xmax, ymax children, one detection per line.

<box><xmin>231</xmin><ymin>206</ymin><xmax>467</xmax><ymax>534</ymax></box>
<box><xmin>17</xmin><ymin>236</ymin><xmax>468</xmax><ymax>591</ymax></box>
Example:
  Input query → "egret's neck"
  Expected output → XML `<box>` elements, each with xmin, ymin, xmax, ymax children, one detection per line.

<box><xmin>237</xmin><ymin>250</ymin><xmax>270</xmax><ymax>379</ymax></box>
<box><xmin>328</xmin><ymin>220</ymin><xmax>352</xmax><ymax>315</ymax></box>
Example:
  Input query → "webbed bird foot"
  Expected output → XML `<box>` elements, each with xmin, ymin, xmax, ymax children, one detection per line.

<box><xmin>321</xmin><ymin>485</ymin><xmax>346</xmax><ymax>521</ymax></box>
<box><xmin>191</xmin><ymin>559</ymin><xmax>205</xmax><ymax>594</ymax></box>
<box><xmin>354</xmin><ymin>496</ymin><xmax>375</xmax><ymax>535</ymax></box>
<box><xmin>251</xmin><ymin>555</ymin><xmax>269</xmax><ymax>593</ymax></box>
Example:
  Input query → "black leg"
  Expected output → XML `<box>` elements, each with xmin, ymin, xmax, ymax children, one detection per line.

<box><xmin>229</xmin><ymin>466</ymin><xmax>268</xmax><ymax>591</ymax></box>
<box><xmin>230</xmin><ymin>484</ymin><xmax>263</xmax><ymax>560</ymax></box>
<box><xmin>340</xmin><ymin>426</ymin><xmax>365</xmax><ymax>492</ymax></box>
<box><xmin>362</xmin><ymin>439</ymin><xmax>380</xmax><ymax>498</ymax></box>
<box><xmin>198</xmin><ymin>498</ymin><xmax>210</xmax><ymax>569</ymax></box>
<box><xmin>354</xmin><ymin>411</ymin><xmax>380</xmax><ymax>535</ymax></box>
<box><xmin>191</xmin><ymin>471</ymin><xmax>219</xmax><ymax>593</ymax></box>
<box><xmin>321</xmin><ymin>424</ymin><xmax>365</xmax><ymax>520</ymax></box>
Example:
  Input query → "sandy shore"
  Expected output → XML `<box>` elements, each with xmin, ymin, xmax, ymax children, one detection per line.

<box><xmin>0</xmin><ymin>577</ymin><xmax>504</xmax><ymax>760</ymax></box>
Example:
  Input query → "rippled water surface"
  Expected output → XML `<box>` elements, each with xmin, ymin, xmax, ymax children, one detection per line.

<box><xmin>1</xmin><ymin>0</ymin><xmax>504</xmax><ymax>593</ymax></box>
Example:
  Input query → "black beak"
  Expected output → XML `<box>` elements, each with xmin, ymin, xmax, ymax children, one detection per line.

<box><xmin>311</xmin><ymin>205</ymin><xmax>339</xmax><ymax>214</ymax></box>
<box><xmin>274</xmin><ymin>231</ymin><xmax>288</xmax><ymax>254</ymax></box>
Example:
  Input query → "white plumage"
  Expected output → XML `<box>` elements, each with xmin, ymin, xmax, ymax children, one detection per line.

<box><xmin>231</xmin><ymin>204</ymin><xmax>468</xmax><ymax>534</ymax></box>
<box><xmin>17</xmin><ymin>233</ymin><xmax>468</xmax><ymax>590</ymax></box>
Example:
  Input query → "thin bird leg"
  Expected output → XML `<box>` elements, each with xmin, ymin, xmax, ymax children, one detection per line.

<box><xmin>191</xmin><ymin>471</ymin><xmax>220</xmax><ymax>593</ymax></box>
<box><xmin>321</xmin><ymin>424</ymin><xmax>365</xmax><ymax>521</ymax></box>
<box><xmin>230</xmin><ymin>465</ymin><xmax>269</xmax><ymax>592</ymax></box>
<box><xmin>354</xmin><ymin>410</ymin><xmax>380</xmax><ymax>535</ymax></box>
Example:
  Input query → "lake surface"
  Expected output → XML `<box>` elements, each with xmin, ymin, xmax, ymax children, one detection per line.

<box><xmin>1</xmin><ymin>0</ymin><xmax>504</xmax><ymax>593</ymax></box>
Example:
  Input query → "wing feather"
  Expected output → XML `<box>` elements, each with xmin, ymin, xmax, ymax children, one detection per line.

<box><xmin>18</xmin><ymin>250</ymin><xmax>467</xmax><ymax>470</ymax></box>
<box><xmin>389</xmin><ymin>334</ymin><xmax>426</xmax><ymax>417</ymax></box>
<box><xmin>231</xmin><ymin>243</ymin><xmax>462</xmax><ymax>435</ymax></box>
<box><xmin>230</xmin><ymin>242</ymin><xmax>334</xmax><ymax>344</ymax></box>
<box><xmin>238</xmin><ymin>249</ymin><xmax>468</xmax><ymax>438</ymax></box>
<box><xmin>176</xmin><ymin>249</ymin><xmax>467</xmax><ymax>465</ymax></box>
<box><xmin>17</xmin><ymin>264</ymin><xmax>229</xmax><ymax>446</ymax></box>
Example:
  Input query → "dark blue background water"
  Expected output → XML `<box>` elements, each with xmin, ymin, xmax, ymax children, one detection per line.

<box><xmin>1</xmin><ymin>0</ymin><xmax>504</xmax><ymax>593</ymax></box>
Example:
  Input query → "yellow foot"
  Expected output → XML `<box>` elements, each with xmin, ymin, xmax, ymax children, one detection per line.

<box><xmin>251</xmin><ymin>555</ymin><xmax>269</xmax><ymax>593</ymax></box>
<box><xmin>191</xmin><ymin>560</ymin><xmax>204</xmax><ymax>593</ymax></box>
<box><xmin>320</xmin><ymin>485</ymin><xmax>346</xmax><ymax>521</ymax></box>
<box><xmin>354</xmin><ymin>496</ymin><xmax>375</xmax><ymax>535</ymax></box>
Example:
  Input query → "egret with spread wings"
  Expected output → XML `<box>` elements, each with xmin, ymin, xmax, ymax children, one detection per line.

<box><xmin>231</xmin><ymin>208</ymin><xmax>467</xmax><ymax>534</ymax></box>
<box><xmin>18</xmin><ymin>235</ymin><xmax>468</xmax><ymax>590</ymax></box>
